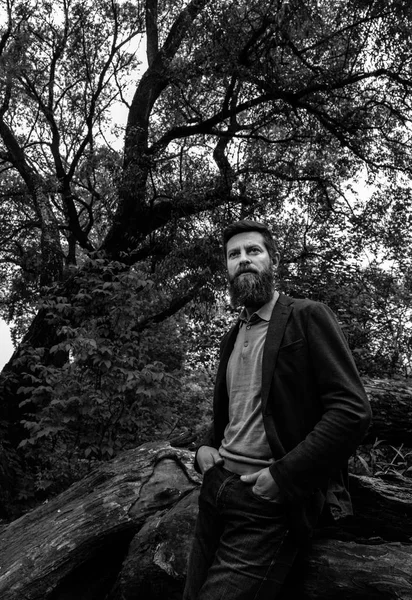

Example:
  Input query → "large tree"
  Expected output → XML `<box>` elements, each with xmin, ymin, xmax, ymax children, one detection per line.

<box><xmin>1</xmin><ymin>0</ymin><xmax>412</xmax><ymax>510</ymax></box>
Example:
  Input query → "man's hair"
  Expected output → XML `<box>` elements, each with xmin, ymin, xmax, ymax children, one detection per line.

<box><xmin>222</xmin><ymin>220</ymin><xmax>278</xmax><ymax>261</ymax></box>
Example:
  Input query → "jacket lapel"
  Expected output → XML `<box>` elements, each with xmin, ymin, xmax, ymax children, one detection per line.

<box><xmin>261</xmin><ymin>294</ymin><xmax>293</xmax><ymax>413</ymax></box>
<box><xmin>214</xmin><ymin>321</ymin><xmax>240</xmax><ymax>403</ymax></box>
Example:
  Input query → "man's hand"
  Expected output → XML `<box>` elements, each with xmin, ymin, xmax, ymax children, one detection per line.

<box><xmin>196</xmin><ymin>445</ymin><xmax>224</xmax><ymax>474</ymax></box>
<box><xmin>240</xmin><ymin>467</ymin><xmax>282</xmax><ymax>503</ymax></box>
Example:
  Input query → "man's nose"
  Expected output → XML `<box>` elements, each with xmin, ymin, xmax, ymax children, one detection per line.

<box><xmin>239</xmin><ymin>253</ymin><xmax>251</xmax><ymax>265</ymax></box>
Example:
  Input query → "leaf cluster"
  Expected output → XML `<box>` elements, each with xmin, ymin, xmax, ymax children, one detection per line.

<box><xmin>351</xmin><ymin>438</ymin><xmax>412</xmax><ymax>478</ymax></box>
<box><xmin>5</xmin><ymin>256</ymin><xmax>210</xmax><ymax>505</ymax></box>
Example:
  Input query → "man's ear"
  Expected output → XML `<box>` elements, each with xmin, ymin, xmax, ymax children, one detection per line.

<box><xmin>272</xmin><ymin>253</ymin><xmax>280</xmax><ymax>269</ymax></box>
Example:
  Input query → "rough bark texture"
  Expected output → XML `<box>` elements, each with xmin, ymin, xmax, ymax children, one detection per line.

<box><xmin>0</xmin><ymin>443</ymin><xmax>201</xmax><ymax>600</ymax></box>
<box><xmin>0</xmin><ymin>442</ymin><xmax>411</xmax><ymax>600</ymax></box>
<box><xmin>363</xmin><ymin>377</ymin><xmax>412</xmax><ymax>446</ymax></box>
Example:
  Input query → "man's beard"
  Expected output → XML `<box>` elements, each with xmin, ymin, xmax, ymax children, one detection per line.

<box><xmin>229</xmin><ymin>266</ymin><xmax>275</xmax><ymax>308</ymax></box>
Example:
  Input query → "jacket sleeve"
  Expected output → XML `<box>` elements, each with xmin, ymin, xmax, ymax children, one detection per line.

<box><xmin>269</xmin><ymin>301</ymin><xmax>372</xmax><ymax>504</ymax></box>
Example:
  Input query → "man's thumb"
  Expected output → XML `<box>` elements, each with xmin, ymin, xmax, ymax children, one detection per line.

<box><xmin>240</xmin><ymin>471</ymin><xmax>259</xmax><ymax>484</ymax></box>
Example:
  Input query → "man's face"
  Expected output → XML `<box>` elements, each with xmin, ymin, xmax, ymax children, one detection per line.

<box><xmin>226</xmin><ymin>231</ymin><xmax>279</xmax><ymax>308</ymax></box>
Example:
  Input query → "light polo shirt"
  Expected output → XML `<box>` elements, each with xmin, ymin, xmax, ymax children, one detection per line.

<box><xmin>219</xmin><ymin>292</ymin><xmax>279</xmax><ymax>470</ymax></box>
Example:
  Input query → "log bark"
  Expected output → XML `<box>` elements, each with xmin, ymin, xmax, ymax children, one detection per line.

<box><xmin>0</xmin><ymin>443</ymin><xmax>201</xmax><ymax>600</ymax></box>
<box><xmin>363</xmin><ymin>376</ymin><xmax>412</xmax><ymax>446</ymax></box>
<box><xmin>108</xmin><ymin>488</ymin><xmax>412</xmax><ymax>600</ymax></box>
<box><xmin>0</xmin><ymin>442</ymin><xmax>411</xmax><ymax>600</ymax></box>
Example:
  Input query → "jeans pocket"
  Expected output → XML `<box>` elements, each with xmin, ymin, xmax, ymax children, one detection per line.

<box><xmin>249</xmin><ymin>487</ymin><xmax>284</xmax><ymax>507</ymax></box>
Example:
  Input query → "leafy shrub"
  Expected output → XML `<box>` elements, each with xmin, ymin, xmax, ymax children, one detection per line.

<box><xmin>13</xmin><ymin>257</ymin><xmax>211</xmax><ymax>500</ymax></box>
<box><xmin>350</xmin><ymin>438</ymin><xmax>412</xmax><ymax>478</ymax></box>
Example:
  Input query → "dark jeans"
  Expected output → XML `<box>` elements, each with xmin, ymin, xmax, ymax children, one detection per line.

<box><xmin>183</xmin><ymin>464</ymin><xmax>299</xmax><ymax>600</ymax></box>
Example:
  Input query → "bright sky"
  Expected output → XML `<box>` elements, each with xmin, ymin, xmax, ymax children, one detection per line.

<box><xmin>0</xmin><ymin>320</ymin><xmax>14</xmax><ymax>370</ymax></box>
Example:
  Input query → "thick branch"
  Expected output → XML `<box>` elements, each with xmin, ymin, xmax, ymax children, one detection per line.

<box><xmin>105</xmin><ymin>0</ymin><xmax>212</xmax><ymax>255</ymax></box>
<box><xmin>134</xmin><ymin>281</ymin><xmax>204</xmax><ymax>332</ymax></box>
<box><xmin>145</xmin><ymin>0</ymin><xmax>159</xmax><ymax>67</ymax></box>
<box><xmin>148</xmin><ymin>93</ymin><xmax>273</xmax><ymax>154</ymax></box>
<box><xmin>0</xmin><ymin>119</ymin><xmax>36</xmax><ymax>191</ymax></box>
<box><xmin>161</xmin><ymin>0</ymin><xmax>210</xmax><ymax>61</ymax></box>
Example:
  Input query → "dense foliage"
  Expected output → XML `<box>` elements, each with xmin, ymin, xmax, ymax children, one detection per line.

<box><xmin>3</xmin><ymin>258</ymin><xmax>212</xmax><ymax>501</ymax></box>
<box><xmin>1</xmin><ymin>0</ymin><xmax>412</xmax><ymax>512</ymax></box>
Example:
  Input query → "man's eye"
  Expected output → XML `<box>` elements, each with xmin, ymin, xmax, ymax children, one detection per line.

<box><xmin>249</xmin><ymin>247</ymin><xmax>261</xmax><ymax>254</ymax></box>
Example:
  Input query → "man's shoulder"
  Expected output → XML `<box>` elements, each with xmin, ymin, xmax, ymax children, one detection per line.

<box><xmin>278</xmin><ymin>293</ymin><xmax>323</xmax><ymax>311</ymax></box>
<box><xmin>278</xmin><ymin>294</ymin><xmax>336</xmax><ymax>321</ymax></box>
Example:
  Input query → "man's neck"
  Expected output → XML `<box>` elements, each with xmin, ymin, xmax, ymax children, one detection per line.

<box><xmin>244</xmin><ymin>304</ymin><xmax>263</xmax><ymax>318</ymax></box>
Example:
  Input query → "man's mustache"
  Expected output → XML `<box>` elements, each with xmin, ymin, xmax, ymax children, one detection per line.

<box><xmin>235</xmin><ymin>267</ymin><xmax>259</xmax><ymax>278</ymax></box>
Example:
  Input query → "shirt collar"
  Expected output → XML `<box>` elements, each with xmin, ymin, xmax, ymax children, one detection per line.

<box><xmin>239</xmin><ymin>290</ymin><xmax>279</xmax><ymax>324</ymax></box>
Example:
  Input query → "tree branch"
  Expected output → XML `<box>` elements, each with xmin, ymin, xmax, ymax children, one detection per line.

<box><xmin>145</xmin><ymin>0</ymin><xmax>159</xmax><ymax>67</ymax></box>
<box><xmin>134</xmin><ymin>281</ymin><xmax>204</xmax><ymax>332</ymax></box>
<box><xmin>148</xmin><ymin>93</ymin><xmax>273</xmax><ymax>154</ymax></box>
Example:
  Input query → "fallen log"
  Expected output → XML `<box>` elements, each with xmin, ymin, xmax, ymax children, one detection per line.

<box><xmin>0</xmin><ymin>442</ymin><xmax>411</xmax><ymax>600</ymax></box>
<box><xmin>363</xmin><ymin>376</ymin><xmax>412</xmax><ymax>446</ymax></box>
<box><xmin>107</xmin><ymin>488</ymin><xmax>412</xmax><ymax>600</ymax></box>
<box><xmin>0</xmin><ymin>443</ymin><xmax>201</xmax><ymax>600</ymax></box>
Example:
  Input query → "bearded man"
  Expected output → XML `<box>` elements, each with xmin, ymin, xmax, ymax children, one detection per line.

<box><xmin>183</xmin><ymin>220</ymin><xmax>371</xmax><ymax>600</ymax></box>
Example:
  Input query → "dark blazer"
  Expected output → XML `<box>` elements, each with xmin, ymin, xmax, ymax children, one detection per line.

<box><xmin>202</xmin><ymin>293</ymin><xmax>372</xmax><ymax>536</ymax></box>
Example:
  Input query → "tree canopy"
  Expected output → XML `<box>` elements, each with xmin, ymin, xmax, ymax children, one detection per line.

<box><xmin>1</xmin><ymin>0</ymin><xmax>412</xmax><ymax>512</ymax></box>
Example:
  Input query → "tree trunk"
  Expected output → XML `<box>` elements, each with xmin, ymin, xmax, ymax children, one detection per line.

<box><xmin>0</xmin><ymin>442</ymin><xmax>411</xmax><ymax>600</ymax></box>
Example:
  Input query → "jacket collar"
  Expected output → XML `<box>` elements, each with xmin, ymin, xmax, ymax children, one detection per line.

<box><xmin>261</xmin><ymin>293</ymin><xmax>293</xmax><ymax>412</ymax></box>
